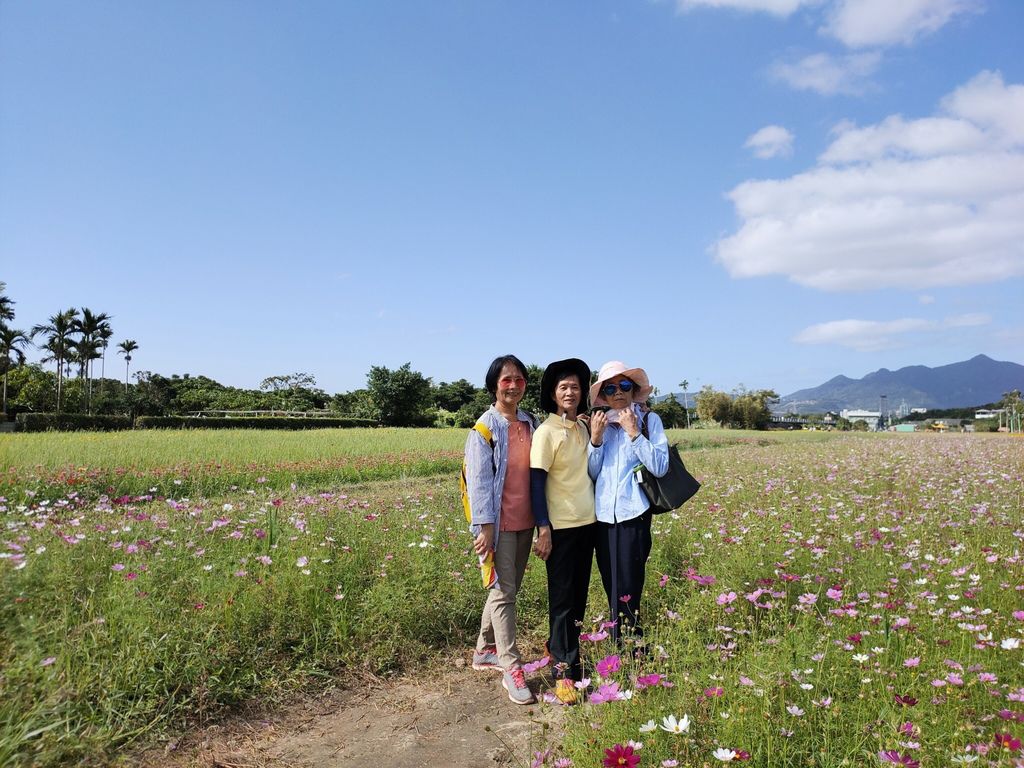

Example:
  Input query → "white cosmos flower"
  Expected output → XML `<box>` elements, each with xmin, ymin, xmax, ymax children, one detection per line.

<box><xmin>639</xmin><ymin>719</ymin><xmax>657</xmax><ymax>733</ymax></box>
<box><xmin>713</xmin><ymin>748</ymin><xmax>737</xmax><ymax>762</ymax></box>
<box><xmin>1001</xmin><ymin>637</ymin><xmax>1021</xmax><ymax>650</ymax></box>
<box><xmin>660</xmin><ymin>714</ymin><xmax>691</xmax><ymax>734</ymax></box>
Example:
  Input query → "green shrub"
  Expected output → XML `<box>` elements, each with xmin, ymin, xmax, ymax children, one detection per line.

<box><xmin>15</xmin><ymin>413</ymin><xmax>133</xmax><ymax>432</ymax></box>
<box><xmin>133</xmin><ymin>416</ymin><xmax>377</xmax><ymax>430</ymax></box>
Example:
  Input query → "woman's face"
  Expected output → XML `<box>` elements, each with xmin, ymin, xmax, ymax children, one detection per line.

<box><xmin>552</xmin><ymin>375</ymin><xmax>582</xmax><ymax>416</ymax></box>
<box><xmin>602</xmin><ymin>374</ymin><xmax>635</xmax><ymax>411</ymax></box>
<box><xmin>495</xmin><ymin>362</ymin><xmax>526</xmax><ymax>409</ymax></box>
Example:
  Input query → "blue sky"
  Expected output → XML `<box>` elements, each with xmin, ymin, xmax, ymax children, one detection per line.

<box><xmin>2</xmin><ymin>0</ymin><xmax>1021</xmax><ymax>398</ymax></box>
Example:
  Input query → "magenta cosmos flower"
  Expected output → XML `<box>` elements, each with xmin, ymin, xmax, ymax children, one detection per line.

<box><xmin>603</xmin><ymin>744</ymin><xmax>640</xmax><ymax>768</ymax></box>
<box><xmin>878</xmin><ymin>751</ymin><xmax>919</xmax><ymax>767</ymax></box>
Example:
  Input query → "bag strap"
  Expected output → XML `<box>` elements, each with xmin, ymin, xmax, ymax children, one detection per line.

<box><xmin>472</xmin><ymin>421</ymin><xmax>493</xmax><ymax>446</ymax></box>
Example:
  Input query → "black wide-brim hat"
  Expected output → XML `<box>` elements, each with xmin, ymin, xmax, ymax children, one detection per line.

<box><xmin>540</xmin><ymin>358</ymin><xmax>592</xmax><ymax>414</ymax></box>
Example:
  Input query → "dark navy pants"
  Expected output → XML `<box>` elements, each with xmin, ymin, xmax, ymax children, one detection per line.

<box><xmin>596</xmin><ymin>512</ymin><xmax>653</xmax><ymax>644</ymax></box>
<box><xmin>545</xmin><ymin>522</ymin><xmax>597</xmax><ymax>681</ymax></box>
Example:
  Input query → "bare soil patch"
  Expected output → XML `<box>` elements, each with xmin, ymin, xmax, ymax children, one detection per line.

<box><xmin>133</xmin><ymin>659</ymin><xmax>563</xmax><ymax>768</ymax></box>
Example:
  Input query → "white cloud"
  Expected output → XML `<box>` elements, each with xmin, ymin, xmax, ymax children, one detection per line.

<box><xmin>794</xmin><ymin>318</ymin><xmax>932</xmax><ymax>351</ymax></box>
<box><xmin>745</xmin><ymin>125</ymin><xmax>795</xmax><ymax>158</ymax></box>
<box><xmin>676</xmin><ymin>0</ymin><xmax>816</xmax><ymax>15</ymax></box>
<box><xmin>917</xmin><ymin>294</ymin><xmax>935</xmax><ymax>304</ymax></box>
<box><xmin>794</xmin><ymin>313</ymin><xmax>991</xmax><ymax>350</ymax></box>
<box><xmin>769</xmin><ymin>52</ymin><xmax>882</xmax><ymax>96</ymax></box>
<box><xmin>824</xmin><ymin>0</ymin><xmax>981</xmax><ymax>48</ymax></box>
<box><xmin>714</xmin><ymin>71</ymin><xmax>1024</xmax><ymax>291</ymax></box>
<box><xmin>944</xmin><ymin>312</ymin><xmax>991</xmax><ymax>328</ymax></box>
<box><xmin>821</xmin><ymin>115</ymin><xmax>988</xmax><ymax>163</ymax></box>
<box><xmin>942</xmin><ymin>70</ymin><xmax>1024</xmax><ymax>146</ymax></box>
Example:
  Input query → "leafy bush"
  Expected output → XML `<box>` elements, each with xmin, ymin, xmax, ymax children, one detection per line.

<box><xmin>134</xmin><ymin>416</ymin><xmax>377</xmax><ymax>430</ymax></box>
<box><xmin>15</xmin><ymin>413</ymin><xmax>133</xmax><ymax>432</ymax></box>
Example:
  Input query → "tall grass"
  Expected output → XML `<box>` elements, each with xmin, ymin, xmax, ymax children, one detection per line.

<box><xmin>0</xmin><ymin>426</ymin><xmax>788</xmax><ymax>500</ymax></box>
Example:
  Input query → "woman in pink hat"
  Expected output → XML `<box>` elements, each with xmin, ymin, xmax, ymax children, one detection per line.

<box><xmin>586</xmin><ymin>360</ymin><xmax>669</xmax><ymax>650</ymax></box>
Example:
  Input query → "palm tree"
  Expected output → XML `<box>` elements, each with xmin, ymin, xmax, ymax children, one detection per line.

<box><xmin>118</xmin><ymin>339</ymin><xmax>139</xmax><ymax>394</ymax></box>
<box><xmin>0</xmin><ymin>282</ymin><xmax>14</xmax><ymax>323</ymax></box>
<box><xmin>98</xmin><ymin>324</ymin><xmax>114</xmax><ymax>381</ymax></box>
<box><xmin>31</xmin><ymin>308</ymin><xmax>79</xmax><ymax>415</ymax></box>
<box><xmin>75</xmin><ymin>308</ymin><xmax>113</xmax><ymax>413</ymax></box>
<box><xmin>679</xmin><ymin>379</ymin><xmax>691</xmax><ymax>428</ymax></box>
<box><xmin>0</xmin><ymin>324</ymin><xmax>32</xmax><ymax>415</ymax></box>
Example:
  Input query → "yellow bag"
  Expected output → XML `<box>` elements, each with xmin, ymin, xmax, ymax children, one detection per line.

<box><xmin>460</xmin><ymin>422</ymin><xmax>499</xmax><ymax>589</ymax></box>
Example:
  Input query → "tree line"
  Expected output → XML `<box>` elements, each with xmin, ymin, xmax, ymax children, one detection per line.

<box><xmin>3</xmin><ymin>282</ymin><xmax>789</xmax><ymax>429</ymax></box>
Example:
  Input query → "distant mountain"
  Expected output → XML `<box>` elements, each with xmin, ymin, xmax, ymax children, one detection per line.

<box><xmin>778</xmin><ymin>355</ymin><xmax>1024</xmax><ymax>414</ymax></box>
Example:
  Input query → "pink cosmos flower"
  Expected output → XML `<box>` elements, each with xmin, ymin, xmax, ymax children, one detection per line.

<box><xmin>590</xmin><ymin>682</ymin><xmax>625</xmax><ymax>704</ymax></box>
<box><xmin>596</xmin><ymin>655</ymin><xmax>622</xmax><ymax>678</ymax></box>
<box><xmin>704</xmin><ymin>687</ymin><xmax>725</xmax><ymax>698</ymax></box>
<box><xmin>717</xmin><ymin>592</ymin><xmax>737</xmax><ymax>605</ymax></box>
<box><xmin>635</xmin><ymin>674</ymin><xmax>669</xmax><ymax>690</ymax></box>
<box><xmin>904</xmin><ymin>657</ymin><xmax>920</xmax><ymax>668</ymax></box>
<box><xmin>659</xmin><ymin>574</ymin><xmax>670</xmax><ymax>587</ymax></box>
<box><xmin>523</xmin><ymin>656</ymin><xmax>550</xmax><ymax>674</ymax></box>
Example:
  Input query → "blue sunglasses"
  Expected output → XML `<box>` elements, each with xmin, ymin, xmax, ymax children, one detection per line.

<box><xmin>601</xmin><ymin>380</ymin><xmax>634</xmax><ymax>397</ymax></box>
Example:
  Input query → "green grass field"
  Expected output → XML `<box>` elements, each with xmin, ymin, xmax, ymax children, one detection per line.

<box><xmin>1</xmin><ymin>429</ymin><xmax>1021</xmax><ymax>766</ymax></box>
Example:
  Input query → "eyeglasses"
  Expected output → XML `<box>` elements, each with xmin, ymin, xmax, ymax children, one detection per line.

<box><xmin>601</xmin><ymin>380</ymin><xmax>634</xmax><ymax>397</ymax></box>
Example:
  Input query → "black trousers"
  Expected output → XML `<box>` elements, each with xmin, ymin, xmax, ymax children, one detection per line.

<box><xmin>545</xmin><ymin>522</ymin><xmax>597</xmax><ymax>681</ymax></box>
<box><xmin>595</xmin><ymin>512</ymin><xmax>653</xmax><ymax>644</ymax></box>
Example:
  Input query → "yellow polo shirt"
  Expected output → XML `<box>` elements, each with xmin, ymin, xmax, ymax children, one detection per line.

<box><xmin>530</xmin><ymin>414</ymin><xmax>595</xmax><ymax>530</ymax></box>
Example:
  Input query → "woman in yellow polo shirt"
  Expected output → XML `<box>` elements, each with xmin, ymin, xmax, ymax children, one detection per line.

<box><xmin>529</xmin><ymin>358</ymin><xmax>596</xmax><ymax>704</ymax></box>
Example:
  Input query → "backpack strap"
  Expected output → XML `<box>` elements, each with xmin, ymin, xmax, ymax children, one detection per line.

<box><xmin>461</xmin><ymin>421</ymin><xmax>496</xmax><ymax>524</ymax></box>
<box><xmin>473</xmin><ymin>421</ymin><xmax>493</xmax><ymax>446</ymax></box>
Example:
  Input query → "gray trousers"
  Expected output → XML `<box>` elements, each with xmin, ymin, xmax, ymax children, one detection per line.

<box><xmin>475</xmin><ymin>528</ymin><xmax>533</xmax><ymax>670</ymax></box>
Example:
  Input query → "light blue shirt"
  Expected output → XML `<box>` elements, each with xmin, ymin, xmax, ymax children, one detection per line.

<box><xmin>587</xmin><ymin>405</ymin><xmax>669</xmax><ymax>524</ymax></box>
<box><xmin>464</xmin><ymin>406</ymin><xmax>539</xmax><ymax>541</ymax></box>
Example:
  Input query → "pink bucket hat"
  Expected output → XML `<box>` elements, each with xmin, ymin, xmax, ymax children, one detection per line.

<box><xmin>590</xmin><ymin>360</ymin><xmax>654</xmax><ymax>406</ymax></box>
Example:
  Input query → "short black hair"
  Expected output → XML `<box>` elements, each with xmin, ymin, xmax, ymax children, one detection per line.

<box><xmin>485</xmin><ymin>355</ymin><xmax>529</xmax><ymax>401</ymax></box>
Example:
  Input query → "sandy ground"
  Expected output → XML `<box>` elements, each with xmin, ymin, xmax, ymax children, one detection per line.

<box><xmin>132</xmin><ymin>659</ymin><xmax>564</xmax><ymax>768</ymax></box>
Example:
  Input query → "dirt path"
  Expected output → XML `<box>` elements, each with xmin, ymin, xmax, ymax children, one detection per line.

<box><xmin>134</xmin><ymin>660</ymin><xmax>564</xmax><ymax>768</ymax></box>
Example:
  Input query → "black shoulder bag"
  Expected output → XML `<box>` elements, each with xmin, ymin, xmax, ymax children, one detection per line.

<box><xmin>637</xmin><ymin>413</ymin><xmax>701</xmax><ymax>514</ymax></box>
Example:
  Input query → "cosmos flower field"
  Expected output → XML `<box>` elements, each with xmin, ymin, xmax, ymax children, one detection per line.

<box><xmin>1</xmin><ymin>429</ymin><xmax>1021</xmax><ymax>767</ymax></box>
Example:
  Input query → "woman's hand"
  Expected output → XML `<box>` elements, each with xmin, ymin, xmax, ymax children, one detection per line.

<box><xmin>473</xmin><ymin>524</ymin><xmax>494</xmax><ymax>555</ymax></box>
<box><xmin>589</xmin><ymin>409</ymin><xmax>608</xmax><ymax>445</ymax></box>
<box><xmin>620</xmin><ymin>407</ymin><xmax>640</xmax><ymax>440</ymax></box>
<box><xmin>533</xmin><ymin>525</ymin><xmax>552</xmax><ymax>561</ymax></box>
